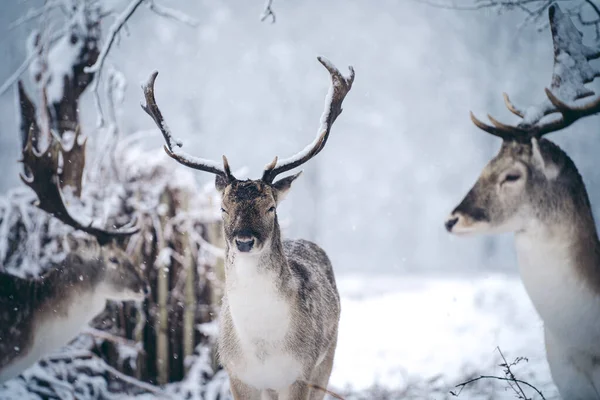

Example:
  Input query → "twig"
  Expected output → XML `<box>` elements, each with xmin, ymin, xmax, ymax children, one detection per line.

<box><xmin>7</xmin><ymin>1</ymin><xmax>61</xmax><ymax>30</ymax></box>
<box><xmin>0</xmin><ymin>28</ymin><xmax>65</xmax><ymax>96</ymax></box>
<box><xmin>451</xmin><ymin>347</ymin><xmax>546</xmax><ymax>400</ymax></box>
<box><xmin>84</xmin><ymin>0</ymin><xmax>145</xmax><ymax>75</ymax></box>
<box><xmin>82</xmin><ymin>327</ymin><xmax>141</xmax><ymax>349</ymax></box>
<box><xmin>452</xmin><ymin>375</ymin><xmax>546</xmax><ymax>399</ymax></box>
<box><xmin>148</xmin><ymin>1</ymin><xmax>200</xmax><ymax>26</ymax></box>
<box><xmin>260</xmin><ymin>0</ymin><xmax>277</xmax><ymax>23</ymax></box>
<box><xmin>497</xmin><ymin>347</ymin><xmax>528</xmax><ymax>399</ymax></box>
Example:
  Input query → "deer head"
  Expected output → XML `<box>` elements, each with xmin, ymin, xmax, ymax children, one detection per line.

<box><xmin>142</xmin><ymin>57</ymin><xmax>354</xmax><ymax>254</ymax></box>
<box><xmin>20</xmin><ymin>126</ymin><xmax>145</xmax><ymax>298</ymax></box>
<box><xmin>445</xmin><ymin>5</ymin><xmax>600</xmax><ymax>236</ymax></box>
<box><xmin>99</xmin><ymin>245</ymin><xmax>147</xmax><ymax>301</ymax></box>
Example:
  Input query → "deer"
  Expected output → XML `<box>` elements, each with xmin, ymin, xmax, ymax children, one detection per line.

<box><xmin>445</xmin><ymin>5</ymin><xmax>600</xmax><ymax>399</ymax></box>
<box><xmin>141</xmin><ymin>56</ymin><xmax>354</xmax><ymax>400</ymax></box>
<box><xmin>0</xmin><ymin>128</ymin><xmax>146</xmax><ymax>383</ymax></box>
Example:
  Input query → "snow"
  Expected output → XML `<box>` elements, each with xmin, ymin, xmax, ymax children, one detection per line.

<box><xmin>330</xmin><ymin>274</ymin><xmax>558</xmax><ymax>399</ymax></box>
<box><xmin>0</xmin><ymin>273</ymin><xmax>559</xmax><ymax>399</ymax></box>
<box><xmin>45</xmin><ymin>26</ymin><xmax>84</xmax><ymax>105</ymax></box>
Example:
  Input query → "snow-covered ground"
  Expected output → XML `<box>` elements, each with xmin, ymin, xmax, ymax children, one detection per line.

<box><xmin>0</xmin><ymin>273</ymin><xmax>559</xmax><ymax>399</ymax></box>
<box><xmin>331</xmin><ymin>274</ymin><xmax>558</xmax><ymax>399</ymax></box>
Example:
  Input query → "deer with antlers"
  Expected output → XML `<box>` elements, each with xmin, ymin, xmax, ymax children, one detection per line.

<box><xmin>141</xmin><ymin>57</ymin><xmax>354</xmax><ymax>400</ymax></box>
<box><xmin>0</xmin><ymin>128</ymin><xmax>146</xmax><ymax>383</ymax></box>
<box><xmin>445</xmin><ymin>6</ymin><xmax>600</xmax><ymax>399</ymax></box>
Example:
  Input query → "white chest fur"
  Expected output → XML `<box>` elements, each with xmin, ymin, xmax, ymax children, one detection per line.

<box><xmin>515</xmin><ymin>231</ymin><xmax>600</xmax><ymax>351</ymax></box>
<box><xmin>224</xmin><ymin>254</ymin><xmax>301</xmax><ymax>390</ymax></box>
<box><xmin>0</xmin><ymin>292</ymin><xmax>107</xmax><ymax>383</ymax></box>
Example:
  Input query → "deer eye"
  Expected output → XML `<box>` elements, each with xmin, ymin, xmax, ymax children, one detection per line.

<box><xmin>220</xmin><ymin>207</ymin><xmax>228</xmax><ymax>214</ymax></box>
<box><xmin>268</xmin><ymin>206</ymin><xmax>276</xmax><ymax>213</ymax></box>
<box><xmin>109</xmin><ymin>257</ymin><xmax>119</xmax><ymax>264</ymax></box>
<box><xmin>504</xmin><ymin>173</ymin><xmax>521</xmax><ymax>183</ymax></box>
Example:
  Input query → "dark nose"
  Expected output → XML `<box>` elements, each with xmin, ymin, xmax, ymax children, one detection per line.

<box><xmin>445</xmin><ymin>216</ymin><xmax>459</xmax><ymax>232</ymax></box>
<box><xmin>236</xmin><ymin>238</ymin><xmax>255</xmax><ymax>252</ymax></box>
<box><xmin>143</xmin><ymin>285</ymin><xmax>150</xmax><ymax>296</ymax></box>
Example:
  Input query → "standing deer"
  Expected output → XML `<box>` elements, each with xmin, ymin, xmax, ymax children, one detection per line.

<box><xmin>445</xmin><ymin>6</ymin><xmax>600</xmax><ymax>399</ymax></box>
<box><xmin>0</xmin><ymin>131</ymin><xmax>146</xmax><ymax>383</ymax></box>
<box><xmin>141</xmin><ymin>57</ymin><xmax>354</xmax><ymax>400</ymax></box>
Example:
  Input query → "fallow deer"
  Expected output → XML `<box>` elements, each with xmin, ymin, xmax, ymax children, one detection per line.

<box><xmin>141</xmin><ymin>57</ymin><xmax>354</xmax><ymax>400</ymax></box>
<box><xmin>0</xmin><ymin>130</ymin><xmax>146</xmax><ymax>383</ymax></box>
<box><xmin>445</xmin><ymin>6</ymin><xmax>600</xmax><ymax>399</ymax></box>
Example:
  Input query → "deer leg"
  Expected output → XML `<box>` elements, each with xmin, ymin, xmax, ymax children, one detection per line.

<box><xmin>307</xmin><ymin>335</ymin><xmax>338</xmax><ymax>400</ymax></box>
<box><xmin>545</xmin><ymin>327</ymin><xmax>600</xmax><ymax>400</ymax></box>
<box><xmin>230</xmin><ymin>376</ymin><xmax>261</xmax><ymax>400</ymax></box>
<box><xmin>277</xmin><ymin>381</ymin><xmax>310</xmax><ymax>400</ymax></box>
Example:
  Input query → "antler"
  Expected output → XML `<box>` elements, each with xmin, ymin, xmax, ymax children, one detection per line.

<box><xmin>471</xmin><ymin>5</ymin><xmax>600</xmax><ymax>141</ymax></box>
<box><xmin>261</xmin><ymin>57</ymin><xmax>355</xmax><ymax>183</ymax></box>
<box><xmin>20</xmin><ymin>127</ymin><xmax>138</xmax><ymax>246</ymax></box>
<box><xmin>141</xmin><ymin>71</ymin><xmax>232</xmax><ymax>180</ymax></box>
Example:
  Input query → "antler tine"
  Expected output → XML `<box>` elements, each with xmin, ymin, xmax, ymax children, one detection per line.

<box><xmin>502</xmin><ymin>93</ymin><xmax>524</xmax><ymax>118</ymax></box>
<box><xmin>20</xmin><ymin>133</ymin><xmax>139</xmax><ymax>246</ymax></box>
<box><xmin>471</xmin><ymin>5</ymin><xmax>600</xmax><ymax>141</ymax></box>
<box><xmin>141</xmin><ymin>71</ymin><xmax>228</xmax><ymax>178</ymax></box>
<box><xmin>262</xmin><ymin>57</ymin><xmax>355</xmax><ymax>183</ymax></box>
<box><xmin>469</xmin><ymin>112</ymin><xmax>515</xmax><ymax>141</ymax></box>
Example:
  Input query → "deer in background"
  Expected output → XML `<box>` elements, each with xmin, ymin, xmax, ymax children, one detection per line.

<box><xmin>142</xmin><ymin>57</ymin><xmax>354</xmax><ymax>400</ymax></box>
<box><xmin>445</xmin><ymin>6</ymin><xmax>600</xmax><ymax>399</ymax></box>
<box><xmin>0</xmin><ymin>129</ymin><xmax>146</xmax><ymax>383</ymax></box>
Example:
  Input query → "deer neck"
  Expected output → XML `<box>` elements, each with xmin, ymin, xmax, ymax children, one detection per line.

<box><xmin>225</xmin><ymin>221</ymin><xmax>289</xmax><ymax>284</ymax></box>
<box><xmin>515</xmin><ymin>184</ymin><xmax>600</xmax><ymax>289</ymax></box>
<box><xmin>37</xmin><ymin>254</ymin><xmax>106</xmax><ymax>303</ymax></box>
<box><xmin>223</xmin><ymin>221</ymin><xmax>293</xmax><ymax>344</ymax></box>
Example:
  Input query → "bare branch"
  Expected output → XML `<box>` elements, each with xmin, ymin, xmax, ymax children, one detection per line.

<box><xmin>451</xmin><ymin>348</ymin><xmax>546</xmax><ymax>399</ymax></box>
<box><xmin>260</xmin><ymin>0</ymin><xmax>277</xmax><ymax>22</ymax></box>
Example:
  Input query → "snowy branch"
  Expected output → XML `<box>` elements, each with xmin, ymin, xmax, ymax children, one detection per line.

<box><xmin>84</xmin><ymin>0</ymin><xmax>146</xmax><ymax>75</ymax></box>
<box><xmin>147</xmin><ymin>0</ymin><xmax>200</xmax><ymax>27</ymax></box>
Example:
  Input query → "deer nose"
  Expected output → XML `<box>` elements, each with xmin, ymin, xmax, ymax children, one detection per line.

<box><xmin>235</xmin><ymin>238</ymin><xmax>255</xmax><ymax>252</ymax></box>
<box><xmin>445</xmin><ymin>216</ymin><xmax>459</xmax><ymax>232</ymax></box>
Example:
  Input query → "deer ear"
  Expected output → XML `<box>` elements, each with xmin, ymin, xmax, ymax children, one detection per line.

<box><xmin>531</xmin><ymin>138</ymin><xmax>560</xmax><ymax>180</ymax></box>
<box><xmin>272</xmin><ymin>172</ymin><xmax>302</xmax><ymax>204</ymax></box>
<box><xmin>215</xmin><ymin>175</ymin><xmax>228</xmax><ymax>194</ymax></box>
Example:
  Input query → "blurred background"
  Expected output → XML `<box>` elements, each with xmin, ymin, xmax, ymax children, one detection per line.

<box><xmin>1</xmin><ymin>0</ymin><xmax>599</xmax><ymax>398</ymax></box>
<box><xmin>3</xmin><ymin>0</ymin><xmax>598</xmax><ymax>276</ymax></box>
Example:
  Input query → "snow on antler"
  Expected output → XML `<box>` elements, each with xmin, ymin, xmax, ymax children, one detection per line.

<box><xmin>471</xmin><ymin>5</ymin><xmax>600</xmax><ymax>139</ymax></box>
<box><xmin>261</xmin><ymin>56</ymin><xmax>355</xmax><ymax>183</ymax></box>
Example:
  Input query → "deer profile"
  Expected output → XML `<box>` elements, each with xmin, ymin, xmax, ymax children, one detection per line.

<box><xmin>142</xmin><ymin>57</ymin><xmax>354</xmax><ymax>400</ymax></box>
<box><xmin>0</xmin><ymin>129</ymin><xmax>145</xmax><ymax>383</ymax></box>
<box><xmin>445</xmin><ymin>6</ymin><xmax>600</xmax><ymax>399</ymax></box>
